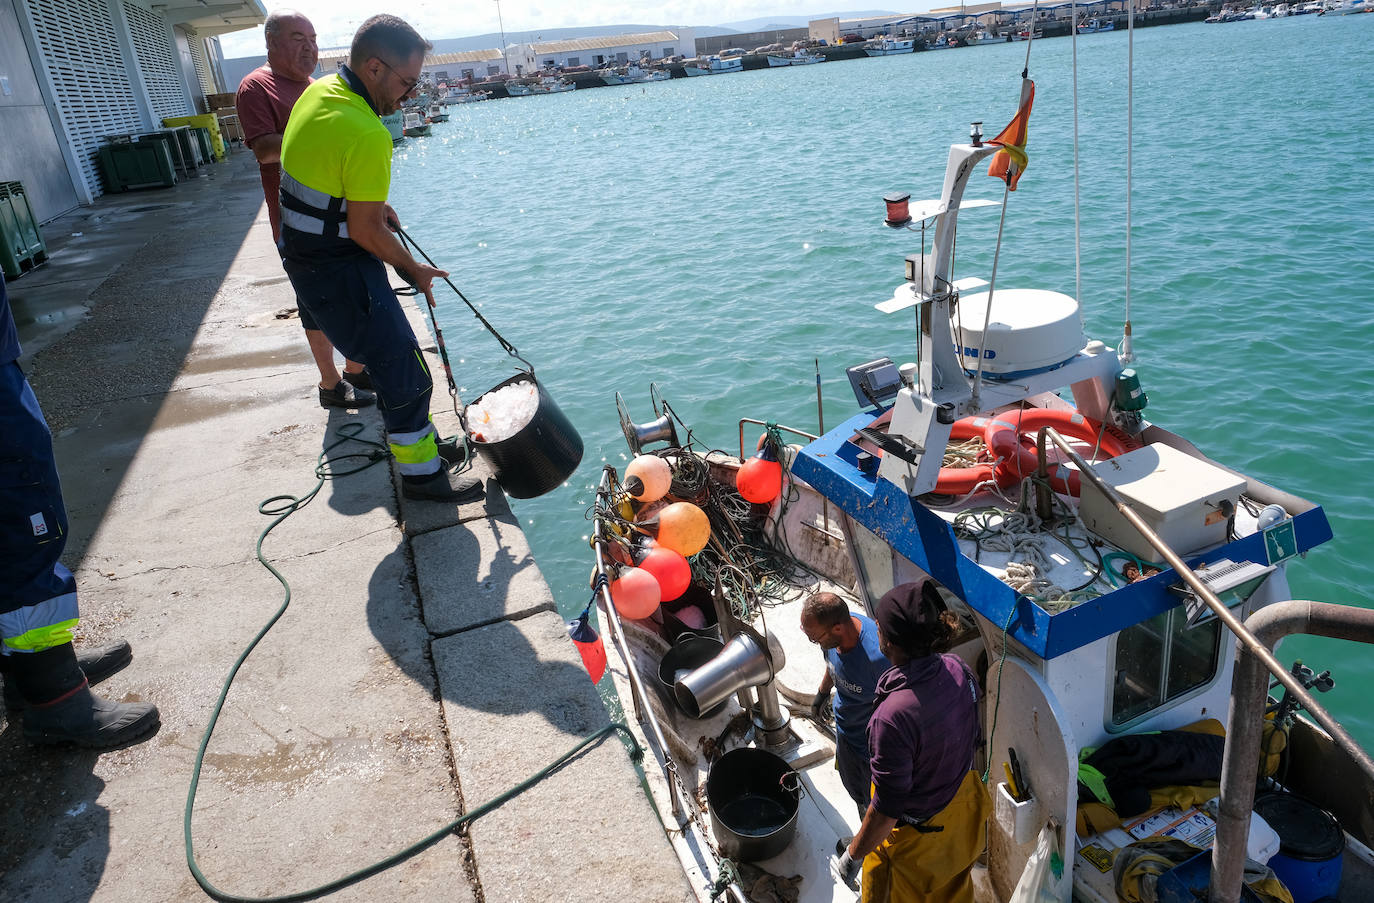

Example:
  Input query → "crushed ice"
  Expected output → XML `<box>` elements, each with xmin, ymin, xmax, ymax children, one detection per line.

<box><xmin>467</xmin><ymin>380</ymin><xmax>538</xmax><ymax>443</ymax></box>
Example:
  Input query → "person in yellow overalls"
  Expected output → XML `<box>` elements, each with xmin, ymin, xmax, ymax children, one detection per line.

<box><xmin>830</xmin><ymin>580</ymin><xmax>992</xmax><ymax>902</ymax></box>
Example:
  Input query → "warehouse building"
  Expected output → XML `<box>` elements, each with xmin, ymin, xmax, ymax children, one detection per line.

<box><xmin>315</xmin><ymin>47</ymin><xmax>511</xmax><ymax>83</ymax></box>
<box><xmin>511</xmin><ymin>30</ymin><xmax>696</xmax><ymax>73</ymax></box>
<box><xmin>1</xmin><ymin>0</ymin><xmax>263</xmax><ymax>220</ymax></box>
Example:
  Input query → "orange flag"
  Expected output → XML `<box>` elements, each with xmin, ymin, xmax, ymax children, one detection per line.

<box><xmin>987</xmin><ymin>78</ymin><xmax>1035</xmax><ymax>191</ymax></box>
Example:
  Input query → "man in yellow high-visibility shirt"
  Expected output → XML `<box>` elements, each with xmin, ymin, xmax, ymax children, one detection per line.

<box><xmin>278</xmin><ymin>14</ymin><xmax>480</xmax><ymax>502</ymax></box>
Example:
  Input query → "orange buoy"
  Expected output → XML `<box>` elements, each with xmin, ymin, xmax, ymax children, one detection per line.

<box><xmin>609</xmin><ymin>566</ymin><xmax>661</xmax><ymax>619</ymax></box>
<box><xmin>984</xmin><ymin>408</ymin><xmax>1140</xmax><ymax>495</ymax></box>
<box><xmin>654</xmin><ymin>501</ymin><xmax>711</xmax><ymax>557</ymax></box>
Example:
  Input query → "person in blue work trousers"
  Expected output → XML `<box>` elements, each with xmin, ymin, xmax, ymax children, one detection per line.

<box><xmin>801</xmin><ymin>591</ymin><xmax>891</xmax><ymax>815</ymax></box>
<box><xmin>0</xmin><ymin>273</ymin><xmax>160</xmax><ymax>749</ymax></box>
<box><xmin>830</xmin><ymin>579</ymin><xmax>991</xmax><ymax>903</ymax></box>
<box><xmin>277</xmin><ymin>13</ymin><xmax>479</xmax><ymax>502</ymax></box>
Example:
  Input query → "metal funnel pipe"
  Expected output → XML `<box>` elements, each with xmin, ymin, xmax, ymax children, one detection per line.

<box><xmin>674</xmin><ymin>631</ymin><xmax>773</xmax><ymax>719</ymax></box>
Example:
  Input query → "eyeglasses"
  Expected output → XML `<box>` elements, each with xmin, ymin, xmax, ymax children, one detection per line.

<box><xmin>377</xmin><ymin>58</ymin><xmax>419</xmax><ymax>94</ymax></box>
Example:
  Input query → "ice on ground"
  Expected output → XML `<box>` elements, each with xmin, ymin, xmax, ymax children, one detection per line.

<box><xmin>467</xmin><ymin>380</ymin><xmax>538</xmax><ymax>443</ymax></box>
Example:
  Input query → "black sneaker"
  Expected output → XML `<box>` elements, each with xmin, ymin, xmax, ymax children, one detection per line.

<box><xmin>401</xmin><ymin>468</ymin><xmax>484</xmax><ymax>502</ymax></box>
<box><xmin>343</xmin><ymin>368</ymin><xmax>373</xmax><ymax>390</ymax></box>
<box><xmin>319</xmin><ymin>379</ymin><xmax>376</xmax><ymax>409</ymax></box>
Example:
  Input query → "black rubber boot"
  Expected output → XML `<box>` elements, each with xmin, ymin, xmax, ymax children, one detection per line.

<box><xmin>401</xmin><ymin>467</ymin><xmax>483</xmax><ymax>502</ymax></box>
<box><xmin>3</xmin><ymin>638</ymin><xmax>133</xmax><ymax>710</ymax></box>
<box><xmin>10</xmin><ymin>643</ymin><xmax>159</xmax><ymax>750</ymax></box>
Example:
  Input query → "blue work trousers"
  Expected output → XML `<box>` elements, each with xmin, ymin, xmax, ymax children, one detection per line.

<box><xmin>281</xmin><ymin>253</ymin><xmax>433</xmax><ymax>437</ymax></box>
<box><xmin>0</xmin><ymin>360</ymin><xmax>79</xmax><ymax>646</ymax></box>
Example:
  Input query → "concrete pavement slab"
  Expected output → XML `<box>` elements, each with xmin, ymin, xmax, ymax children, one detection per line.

<box><xmin>413</xmin><ymin>516</ymin><xmax>557</xmax><ymax>636</ymax></box>
<box><xmin>433</xmin><ymin>611</ymin><xmax>694</xmax><ymax>903</ymax></box>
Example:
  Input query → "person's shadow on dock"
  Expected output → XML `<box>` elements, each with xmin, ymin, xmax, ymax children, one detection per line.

<box><xmin>365</xmin><ymin>518</ymin><xmax>605</xmax><ymax>738</ymax></box>
<box><xmin>0</xmin><ymin>730</ymin><xmax>109</xmax><ymax>902</ymax></box>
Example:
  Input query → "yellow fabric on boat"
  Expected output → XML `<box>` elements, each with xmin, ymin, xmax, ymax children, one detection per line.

<box><xmin>861</xmin><ymin>770</ymin><xmax>991</xmax><ymax>903</ymax></box>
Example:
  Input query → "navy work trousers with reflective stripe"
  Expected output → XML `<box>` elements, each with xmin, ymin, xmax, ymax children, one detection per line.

<box><xmin>280</xmin><ymin>253</ymin><xmax>433</xmax><ymax>438</ymax></box>
<box><xmin>0</xmin><ymin>360</ymin><xmax>78</xmax><ymax>622</ymax></box>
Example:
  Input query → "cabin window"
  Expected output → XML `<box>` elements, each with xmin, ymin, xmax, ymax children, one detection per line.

<box><xmin>1111</xmin><ymin>608</ymin><xmax>1222</xmax><ymax>726</ymax></box>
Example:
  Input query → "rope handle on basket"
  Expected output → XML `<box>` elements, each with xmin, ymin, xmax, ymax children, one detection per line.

<box><xmin>395</xmin><ymin>225</ymin><xmax>533</xmax><ymax>373</ymax></box>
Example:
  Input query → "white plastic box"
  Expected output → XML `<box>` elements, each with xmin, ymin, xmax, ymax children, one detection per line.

<box><xmin>1078</xmin><ymin>444</ymin><xmax>1246</xmax><ymax>562</ymax></box>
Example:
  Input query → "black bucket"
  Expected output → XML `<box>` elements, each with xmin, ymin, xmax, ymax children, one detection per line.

<box><xmin>466</xmin><ymin>373</ymin><xmax>583</xmax><ymax>499</ymax></box>
<box><xmin>657</xmin><ymin>636</ymin><xmax>725</xmax><ymax>718</ymax></box>
<box><xmin>706</xmin><ymin>747</ymin><xmax>801</xmax><ymax>862</ymax></box>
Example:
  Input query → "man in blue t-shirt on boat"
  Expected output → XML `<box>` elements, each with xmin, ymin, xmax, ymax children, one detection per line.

<box><xmin>801</xmin><ymin>591</ymin><xmax>891</xmax><ymax>815</ymax></box>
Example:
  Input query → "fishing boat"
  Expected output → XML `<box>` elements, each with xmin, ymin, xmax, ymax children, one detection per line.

<box><xmin>381</xmin><ymin>110</ymin><xmax>404</xmax><ymax>143</ymax></box>
<box><xmin>583</xmin><ymin>44</ymin><xmax>1374</xmax><ymax>903</ymax></box>
<box><xmin>1009</xmin><ymin>28</ymin><xmax>1044</xmax><ymax>40</ymax></box>
<box><xmin>709</xmin><ymin>54</ymin><xmax>745</xmax><ymax>73</ymax></box>
<box><xmin>863</xmin><ymin>36</ymin><xmax>916</xmax><ymax>56</ymax></box>
<box><xmin>1077</xmin><ymin>17</ymin><xmax>1117</xmax><ymax>33</ymax></box>
<box><xmin>401</xmin><ymin>110</ymin><xmax>430</xmax><ymax>137</ymax></box>
<box><xmin>963</xmin><ymin>30</ymin><xmax>1004</xmax><ymax>46</ymax></box>
<box><xmin>440</xmin><ymin>86</ymin><xmax>490</xmax><ymax>104</ymax></box>
<box><xmin>426</xmin><ymin>103</ymin><xmax>449</xmax><ymax>123</ymax></box>
<box><xmin>767</xmin><ymin>49</ymin><xmax>826</xmax><ymax>67</ymax></box>
<box><xmin>1324</xmin><ymin>0</ymin><xmax>1368</xmax><ymax>14</ymax></box>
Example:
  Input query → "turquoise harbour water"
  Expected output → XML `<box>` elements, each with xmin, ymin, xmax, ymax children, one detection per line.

<box><xmin>389</xmin><ymin>18</ymin><xmax>1374</xmax><ymax>748</ymax></box>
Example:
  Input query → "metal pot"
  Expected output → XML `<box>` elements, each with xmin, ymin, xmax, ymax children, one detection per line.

<box><xmin>706</xmin><ymin>747</ymin><xmax>801</xmax><ymax>862</ymax></box>
<box><xmin>657</xmin><ymin>636</ymin><xmax>725</xmax><ymax>718</ymax></box>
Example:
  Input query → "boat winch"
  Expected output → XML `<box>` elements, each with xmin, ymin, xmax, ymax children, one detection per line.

<box><xmin>955</xmin><ymin>288</ymin><xmax>1085</xmax><ymax>379</ymax></box>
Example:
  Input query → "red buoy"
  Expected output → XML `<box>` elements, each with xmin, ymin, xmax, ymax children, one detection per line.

<box><xmin>736</xmin><ymin>444</ymin><xmax>783</xmax><ymax>504</ymax></box>
<box><xmin>637</xmin><ymin>546</ymin><xmax>691</xmax><ymax>602</ymax></box>
<box><xmin>567</xmin><ymin>609</ymin><xmax>607</xmax><ymax>684</ymax></box>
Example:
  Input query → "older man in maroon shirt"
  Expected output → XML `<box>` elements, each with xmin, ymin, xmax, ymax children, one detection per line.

<box><xmin>831</xmin><ymin>579</ymin><xmax>991</xmax><ymax>903</ymax></box>
<box><xmin>236</xmin><ymin>9</ymin><xmax>374</xmax><ymax>409</ymax></box>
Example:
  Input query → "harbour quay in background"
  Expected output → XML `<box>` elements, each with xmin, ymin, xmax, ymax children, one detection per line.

<box><xmin>284</xmin><ymin>0</ymin><xmax>1371</xmax><ymax>129</ymax></box>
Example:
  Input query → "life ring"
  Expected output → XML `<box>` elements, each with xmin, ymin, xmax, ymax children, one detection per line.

<box><xmin>983</xmin><ymin>408</ymin><xmax>1141</xmax><ymax>495</ymax></box>
<box><xmin>933</xmin><ymin>417</ymin><xmax>1020</xmax><ymax>495</ymax></box>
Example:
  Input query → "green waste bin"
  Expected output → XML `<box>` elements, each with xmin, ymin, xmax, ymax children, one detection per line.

<box><xmin>190</xmin><ymin>127</ymin><xmax>214</xmax><ymax>165</ymax></box>
<box><xmin>98</xmin><ymin>140</ymin><xmax>176</xmax><ymax>192</ymax></box>
<box><xmin>0</xmin><ymin>181</ymin><xmax>49</xmax><ymax>279</ymax></box>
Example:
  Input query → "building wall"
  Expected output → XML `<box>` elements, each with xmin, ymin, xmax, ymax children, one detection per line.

<box><xmin>0</xmin><ymin>0</ymin><xmax>81</xmax><ymax>221</ymax></box>
<box><xmin>695</xmin><ymin>28</ymin><xmax>808</xmax><ymax>55</ymax></box>
<box><xmin>518</xmin><ymin>29</ymin><xmax>697</xmax><ymax>72</ymax></box>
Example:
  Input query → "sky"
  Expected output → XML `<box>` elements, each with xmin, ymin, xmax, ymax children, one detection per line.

<box><xmin>218</xmin><ymin>1</ymin><xmax>910</xmax><ymax>58</ymax></box>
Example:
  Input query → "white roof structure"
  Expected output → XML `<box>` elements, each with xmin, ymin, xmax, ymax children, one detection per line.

<box><xmin>527</xmin><ymin>31</ymin><xmax>681</xmax><ymax>54</ymax></box>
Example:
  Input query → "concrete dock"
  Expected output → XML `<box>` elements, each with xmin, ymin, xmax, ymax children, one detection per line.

<box><xmin>0</xmin><ymin>151</ymin><xmax>693</xmax><ymax>902</ymax></box>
